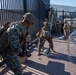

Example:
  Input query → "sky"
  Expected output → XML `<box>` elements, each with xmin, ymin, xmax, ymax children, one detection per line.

<box><xmin>50</xmin><ymin>0</ymin><xmax>76</xmax><ymax>7</ymax></box>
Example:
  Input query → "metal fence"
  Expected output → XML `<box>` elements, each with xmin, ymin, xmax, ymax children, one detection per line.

<box><xmin>0</xmin><ymin>0</ymin><xmax>24</xmax><ymax>28</ymax></box>
<box><xmin>25</xmin><ymin>0</ymin><xmax>48</xmax><ymax>39</ymax></box>
<box><xmin>0</xmin><ymin>9</ymin><xmax>23</xmax><ymax>28</ymax></box>
<box><xmin>0</xmin><ymin>0</ymin><xmax>49</xmax><ymax>39</ymax></box>
<box><xmin>49</xmin><ymin>8</ymin><xmax>76</xmax><ymax>33</ymax></box>
<box><xmin>50</xmin><ymin>4</ymin><xmax>76</xmax><ymax>33</ymax></box>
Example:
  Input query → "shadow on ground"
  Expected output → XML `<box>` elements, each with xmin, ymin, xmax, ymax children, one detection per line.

<box><xmin>47</xmin><ymin>52</ymin><xmax>76</xmax><ymax>64</ymax></box>
<box><xmin>0</xmin><ymin>52</ymin><xmax>71</xmax><ymax>75</ymax></box>
<box><xmin>24</xmin><ymin>59</ymin><xmax>70</xmax><ymax>75</ymax></box>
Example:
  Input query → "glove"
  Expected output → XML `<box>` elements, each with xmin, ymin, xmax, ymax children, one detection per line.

<box><xmin>19</xmin><ymin>51</ymin><xmax>31</xmax><ymax>57</ymax></box>
<box><xmin>26</xmin><ymin>31</ymin><xmax>29</xmax><ymax>36</ymax></box>
<box><xmin>19</xmin><ymin>51</ymin><xmax>25</xmax><ymax>57</ymax></box>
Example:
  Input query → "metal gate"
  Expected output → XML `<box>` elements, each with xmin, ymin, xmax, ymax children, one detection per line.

<box><xmin>0</xmin><ymin>0</ymin><xmax>24</xmax><ymax>28</ymax></box>
<box><xmin>0</xmin><ymin>9</ymin><xmax>23</xmax><ymax>27</ymax></box>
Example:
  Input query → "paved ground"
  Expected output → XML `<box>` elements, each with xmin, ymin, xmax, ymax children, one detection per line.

<box><xmin>0</xmin><ymin>36</ymin><xmax>76</xmax><ymax>75</ymax></box>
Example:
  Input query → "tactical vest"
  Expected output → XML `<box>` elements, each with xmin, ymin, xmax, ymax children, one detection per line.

<box><xmin>42</xmin><ymin>31</ymin><xmax>50</xmax><ymax>38</ymax></box>
<box><xmin>41</xmin><ymin>26</ymin><xmax>50</xmax><ymax>38</ymax></box>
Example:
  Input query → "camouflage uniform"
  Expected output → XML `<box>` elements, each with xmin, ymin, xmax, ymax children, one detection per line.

<box><xmin>56</xmin><ymin>21</ymin><xmax>62</xmax><ymax>35</ymax></box>
<box><xmin>63</xmin><ymin>20</ymin><xmax>70</xmax><ymax>40</ymax></box>
<box><xmin>37</xmin><ymin>21</ymin><xmax>55</xmax><ymax>55</ymax></box>
<box><xmin>0</xmin><ymin>22</ymin><xmax>26</xmax><ymax>75</ymax></box>
<box><xmin>0</xmin><ymin>13</ymin><xmax>35</xmax><ymax>75</ymax></box>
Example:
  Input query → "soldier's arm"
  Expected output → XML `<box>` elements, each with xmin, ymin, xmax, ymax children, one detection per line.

<box><xmin>36</xmin><ymin>29</ymin><xmax>42</xmax><ymax>37</ymax></box>
<box><xmin>63</xmin><ymin>25</ymin><xmax>65</xmax><ymax>30</ymax></box>
<box><xmin>36</xmin><ymin>32</ymin><xmax>39</xmax><ymax>37</ymax></box>
<box><xmin>8</xmin><ymin>25</ymin><xmax>23</xmax><ymax>53</ymax></box>
<box><xmin>67</xmin><ymin>24</ymin><xmax>70</xmax><ymax>29</ymax></box>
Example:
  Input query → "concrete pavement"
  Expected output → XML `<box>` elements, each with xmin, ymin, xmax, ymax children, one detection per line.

<box><xmin>0</xmin><ymin>36</ymin><xmax>76</xmax><ymax>75</ymax></box>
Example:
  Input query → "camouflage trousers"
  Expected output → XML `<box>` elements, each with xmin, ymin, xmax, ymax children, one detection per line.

<box><xmin>64</xmin><ymin>30</ymin><xmax>69</xmax><ymax>40</ymax></box>
<box><xmin>38</xmin><ymin>36</ymin><xmax>54</xmax><ymax>54</ymax></box>
<box><xmin>38</xmin><ymin>37</ymin><xmax>45</xmax><ymax>54</ymax></box>
<box><xmin>0</xmin><ymin>46</ymin><xmax>23</xmax><ymax>75</ymax></box>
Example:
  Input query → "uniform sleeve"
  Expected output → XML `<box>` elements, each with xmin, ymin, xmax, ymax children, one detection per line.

<box><xmin>8</xmin><ymin>25</ymin><xmax>24</xmax><ymax>53</ymax></box>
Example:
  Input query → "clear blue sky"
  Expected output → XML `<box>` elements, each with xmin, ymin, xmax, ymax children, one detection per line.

<box><xmin>50</xmin><ymin>0</ymin><xmax>76</xmax><ymax>7</ymax></box>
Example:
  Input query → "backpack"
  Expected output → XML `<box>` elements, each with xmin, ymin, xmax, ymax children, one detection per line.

<box><xmin>0</xmin><ymin>22</ymin><xmax>10</xmax><ymax>48</ymax></box>
<box><xmin>0</xmin><ymin>22</ymin><xmax>10</xmax><ymax>38</ymax></box>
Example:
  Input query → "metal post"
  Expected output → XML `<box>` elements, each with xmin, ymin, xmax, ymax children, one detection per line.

<box><xmin>63</xmin><ymin>10</ymin><xmax>64</xmax><ymax>22</ymax></box>
<box><xmin>39</xmin><ymin>0</ymin><xmax>41</xmax><ymax>30</ymax></box>
<box><xmin>23</xmin><ymin>0</ymin><xmax>26</xmax><ymax>13</ymax></box>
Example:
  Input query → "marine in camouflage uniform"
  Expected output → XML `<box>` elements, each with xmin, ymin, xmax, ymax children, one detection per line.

<box><xmin>56</xmin><ymin>21</ymin><xmax>62</xmax><ymax>35</ymax></box>
<box><xmin>0</xmin><ymin>12</ymin><xmax>35</xmax><ymax>75</ymax></box>
<box><xmin>63</xmin><ymin>20</ymin><xmax>70</xmax><ymax>40</ymax></box>
<box><xmin>37</xmin><ymin>18</ymin><xmax>55</xmax><ymax>55</ymax></box>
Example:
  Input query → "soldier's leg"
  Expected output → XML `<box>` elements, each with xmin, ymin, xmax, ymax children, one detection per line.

<box><xmin>64</xmin><ymin>31</ymin><xmax>67</xmax><ymax>40</ymax></box>
<box><xmin>38</xmin><ymin>38</ymin><xmax>41</xmax><ymax>55</ymax></box>
<box><xmin>42</xmin><ymin>39</ymin><xmax>46</xmax><ymax>51</ymax></box>
<box><xmin>46</xmin><ymin>37</ymin><xmax>56</xmax><ymax>52</ymax></box>
<box><xmin>0</xmin><ymin>46</ymin><xmax>23</xmax><ymax>75</ymax></box>
<box><xmin>66</xmin><ymin>31</ymin><xmax>69</xmax><ymax>40</ymax></box>
<box><xmin>2</xmin><ymin>54</ymin><xmax>23</xmax><ymax>75</ymax></box>
<box><xmin>38</xmin><ymin>38</ymin><xmax>44</xmax><ymax>55</ymax></box>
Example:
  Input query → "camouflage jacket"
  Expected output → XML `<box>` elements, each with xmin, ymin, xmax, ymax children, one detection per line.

<box><xmin>36</xmin><ymin>27</ymin><xmax>51</xmax><ymax>38</ymax></box>
<box><xmin>63</xmin><ymin>23</ymin><xmax>69</xmax><ymax>31</ymax></box>
<box><xmin>7</xmin><ymin>22</ymin><xmax>27</xmax><ymax>53</ymax></box>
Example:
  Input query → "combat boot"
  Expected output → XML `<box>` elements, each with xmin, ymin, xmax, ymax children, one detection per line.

<box><xmin>49</xmin><ymin>48</ymin><xmax>56</xmax><ymax>53</ymax></box>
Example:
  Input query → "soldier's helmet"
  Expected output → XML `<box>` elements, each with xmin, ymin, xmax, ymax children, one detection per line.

<box><xmin>45</xmin><ymin>18</ymin><xmax>48</xmax><ymax>22</ymax></box>
<box><xmin>43</xmin><ymin>22</ymin><xmax>49</xmax><ymax>28</ymax></box>
<box><xmin>64</xmin><ymin>20</ymin><xmax>67</xmax><ymax>23</ymax></box>
<box><xmin>23</xmin><ymin>12</ymin><xmax>35</xmax><ymax>25</ymax></box>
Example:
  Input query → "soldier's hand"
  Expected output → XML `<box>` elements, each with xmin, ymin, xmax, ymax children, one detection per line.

<box><xmin>19</xmin><ymin>51</ymin><xmax>25</xmax><ymax>57</ymax></box>
<box><xmin>18</xmin><ymin>51</ymin><xmax>31</xmax><ymax>57</ymax></box>
<box><xmin>26</xmin><ymin>31</ymin><xmax>29</xmax><ymax>36</ymax></box>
